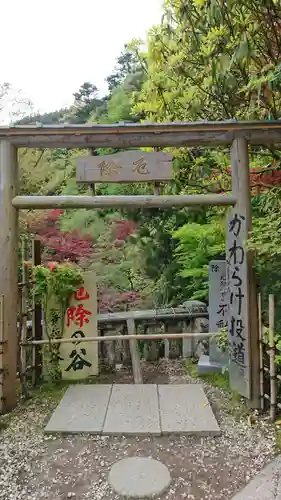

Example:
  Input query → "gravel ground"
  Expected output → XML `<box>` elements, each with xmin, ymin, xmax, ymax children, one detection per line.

<box><xmin>0</xmin><ymin>360</ymin><xmax>278</xmax><ymax>500</ymax></box>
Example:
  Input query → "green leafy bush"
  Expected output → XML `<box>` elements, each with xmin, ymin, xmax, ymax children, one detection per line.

<box><xmin>172</xmin><ymin>219</ymin><xmax>225</xmax><ymax>301</ymax></box>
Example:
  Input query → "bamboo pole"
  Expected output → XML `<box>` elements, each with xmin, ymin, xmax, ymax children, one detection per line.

<box><xmin>98</xmin><ymin>309</ymin><xmax>208</xmax><ymax>323</ymax></box>
<box><xmin>269</xmin><ymin>294</ymin><xmax>277</xmax><ymax>422</ymax></box>
<box><xmin>21</xmin><ymin>331</ymin><xmax>221</xmax><ymax>346</ymax></box>
<box><xmin>263</xmin><ymin>393</ymin><xmax>281</xmax><ymax>410</ymax></box>
<box><xmin>263</xmin><ymin>366</ymin><xmax>281</xmax><ymax>381</ymax></box>
<box><xmin>258</xmin><ymin>293</ymin><xmax>264</xmax><ymax>410</ymax></box>
<box><xmin>18</xmin><ymin>280</ymin><xmax>34</xmax><ymax>288</ymax></box>
<box><xmin>18</xmin><ymin>309</ymin><xmax>208</xmax><ymax>331</ymax></box>
<box><xmin>32</xmin><ymin>238</ymin><xmax>42</xmax><ymax>385</ymax></box>
<box><xmin>17</xmin><ymin>288</ymin><xmax>29</xmax><ymax>399</ymax></box>
<box><xmin>12</xmin><ymin>194</ymin><xmax>237</xmax><ymax>210</ymax></box>
<box><xmin>21</xmin><ymin>239</ymin><xmax>28</xmax><ymax>384</ymax></box>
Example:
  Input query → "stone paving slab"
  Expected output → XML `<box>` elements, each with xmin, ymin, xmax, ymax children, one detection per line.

<box><xmin>45</xmin><ymin>384</ymin><xmax>112</xmax><ymax>433</ymax></box>
<box><xmin>103</xmin><ymin>384</ymin><xmax>161</xmax><ymax>435</ymax></box>
<box><xmin>231</xmin><ymin>455</ymin><xmax>281</xmax><ymax>500</ymax></box>
<box><xmin>158</xmin><ymin>384</ymin><xmax>220</xmax><ymax>436</ymax></box>
<box><xmin>45</xmin><ymin>383</ymin><xmax>219</xmax><ymax>436</ymax></box>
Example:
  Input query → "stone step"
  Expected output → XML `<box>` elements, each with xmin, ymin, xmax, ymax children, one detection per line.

<box><xmin>45</xmin><ymin>383</ymin><xmax>220</xmax><ymax>436</ymax></box>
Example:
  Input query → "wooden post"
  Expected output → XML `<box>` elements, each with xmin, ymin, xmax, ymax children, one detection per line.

<box><xmin>32</xmin><ymin>238</ymin><xmax>42</xmax><ymax>385</ymax></box>
<box><xmin>229</xmin><ymin>137</ymin><xmax>260</xmax><ymax>408</ymax></box>
<box><xmin>153</xmin><ymin>147</ymin><xmax>161</xmax><ymax>195</ymax></box>
<box><xmin>126</xmin><ymin>318</ymin><xmax>143</xmax><ymax>384</ymax></box>
<box><xmin>164</xmin><ymin>323</ymin><xmax>170</xmax><ymax>359</ymax></box>
<box><xmin>0</xmin><ymin>141</ymin><xmax>19</xmax><ymax>413</ymax></box>
<box><xmin>89</xmin><ymin>148</ymin><xmax>97</xmax><ymax>196</ymax></box>
<box><xmin>269</xmin><ymin>294</ymin><xmax>276</xmax><ymax>422</ymax></box>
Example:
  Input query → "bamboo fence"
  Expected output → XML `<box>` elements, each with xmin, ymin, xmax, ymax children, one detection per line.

<box><xmin>19</xmin><ymin>311</ymin><xmax>211</xmax><ymax>384</ymax></box>
<box><xmin>16</xmin><ymin>238</ymin><xmax>42</xmax><ymax>385</ymax></box>
<box><xmin>259</xmin><ymin>293</ymin><xmax>281</xmax><ymax>421</ymax></box>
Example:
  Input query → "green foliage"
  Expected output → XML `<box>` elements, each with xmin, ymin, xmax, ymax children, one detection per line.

<box><xmin>216</xmin><ymin>328</ymin><xmax>228</xmax><ymax>353</ymax></box>
<box><xmin>19</xmin><ymin>148</ymin><xmax>77</xmax><ymax>197</ymax></box>
<box><xmin>247</xmin><ymin>188</ymin><xmax>281</xmax><ymax>330</ymax></box>
<box><xmin>106</xmin><ymin>42</ymin><xmax>146</xmax><ymax>93</ymax></box>
<box><xmin>106</xmin><ymin>86</ymin><xmax>134</xmax><ymax>123</ymax></box>
<box><xmin>185</xmin><ymin>359</ymin><xmax>230</xmax><ymax>390</ymax></box>
<box><xmin>261</xmin><ymin>326</ymin><xmax>281</xmax><ymax>372</ymax></box>
<box><xmin>17</xmin><ymin>108</ymin><xmax>68</xmax><ymax>125</ymax></box>
<box><xmin>200</xmin><ymin>371</ymin><xmax>230</xmax><ymax>392</ymax></box>
<box><xmin>68</xmin><ymin>82</ymin><xmax>105</xmax><ymax>124</ymax></box>
<box><xmin>131</xmin><ymin>0</ymin><xmax>281</xmax><ymax>309</ymax></box>
<box><xmin>129</xmin><ymin>208</ymin><xmax>192</xmax><ymax>306</ymax></box>
<box><xmin>136</xmin><ymin>0</ymin><xmax>281</xmax><ymax>122</ymax></box>
<box><xmin>60</xmin><ymin>209</ymin><xmax>108</xmax><ymax>240</ymax></box>
<box><xmin>173</xmin><ymin>219</ymin><xmax>225</xmax><ymax>300</ymax></box>
<box><xmin>30</xmin><ymin>377</ymin><xmax>99</xmax><ymax>405</ymax></box>
<box><xmin>248</xmin><ymin>191</ymin><xmax>281</xmax><ymax>283</ymax></box>
<box><xmin>33</xmin><ymin>263</ymin><xmax>83</xmax><ymax>382</ymax></box>
<box><xmin>34</xmin><ymin>263</ymin><xmax>83</xmax><ymax>321</ymax></box>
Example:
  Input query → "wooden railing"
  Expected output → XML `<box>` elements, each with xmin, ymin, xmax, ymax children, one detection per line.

<box><xmin>19</xmin><ymin>305</ymin><xmax>209</xmax><ymax>383</ymax></box>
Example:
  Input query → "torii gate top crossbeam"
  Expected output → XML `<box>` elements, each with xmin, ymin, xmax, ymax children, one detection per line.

<box><xmin>1</xmin><ymin>120</ymin><xmax>281</xmax><ymax>148</ymax></box>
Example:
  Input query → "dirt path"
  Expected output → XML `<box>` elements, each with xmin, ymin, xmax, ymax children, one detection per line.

<box><xmin>0</xmin><ymin>360</ymin><xmax>277</xmax><ymax>499</ymax></box>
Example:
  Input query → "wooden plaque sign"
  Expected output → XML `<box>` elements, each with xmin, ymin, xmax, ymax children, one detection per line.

<box><xmin>59</xmin><ymin>271</ymin><xmax>98</xmax><ymax>380</ymax></box>
<box><xmin>76</xmin><ymin>150</ymin><xmax>173</xmax><ymax>183</ymax></box>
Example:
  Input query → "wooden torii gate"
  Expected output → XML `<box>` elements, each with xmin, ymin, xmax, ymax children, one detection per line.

<box><xmin>1</xmin><ymin>120</ymin><xmax>279</xmax><ymax>413</ymax></box>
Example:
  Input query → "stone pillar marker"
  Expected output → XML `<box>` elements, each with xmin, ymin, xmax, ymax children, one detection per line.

<box><xmin>226</xmin><ymin>210</ymin><xmax>251</xmax><ymax>398</ymax></box>
<box><xmin>229</xmin><ymin>137</ymin><xmax>260</xmax><ymax>407</ymax></box>
<box><xmin>198</xmin><ymin>260</ymin><xmax>228</xmax><ymax>374</ymax></box>
<box><xmin>209</xmin><ymin>260</ymin><xmax>229</xmax><ymax>366</ymax></box>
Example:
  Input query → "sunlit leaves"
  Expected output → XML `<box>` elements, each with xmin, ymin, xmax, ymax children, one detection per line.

<box><xmin>135</xmin><ymin>0</ymin><xmax>281</xmax><ymax>122</ymax></box>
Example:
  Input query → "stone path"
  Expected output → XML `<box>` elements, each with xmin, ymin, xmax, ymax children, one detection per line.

<box><xmin>45</xmin><ymin>383</ymin><xmax>220</xmax><ymax>436</ymax></box>
<box><xmin>108</xmin><ymin>457</ymin><xmax>171</xmax><ymax>498</ymax></box>
<box><xmin>0</xmin><ymin>360</ymin><xmax>277</xmax><ymax>499</ymax></box>
<box><xmin>231</xmin><ymin>455</ymin><xmax>281</xmax><ymax>500</ymax></box>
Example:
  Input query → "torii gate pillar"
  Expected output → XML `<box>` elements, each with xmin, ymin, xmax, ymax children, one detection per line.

<box><xmin>0</xmin><ymin>140</ymin><xmax>19</xmax><ymax>413</ymax></box>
